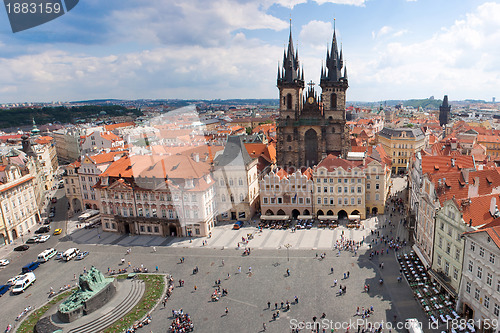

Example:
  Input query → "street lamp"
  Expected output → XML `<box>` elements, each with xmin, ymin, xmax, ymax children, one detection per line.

<box><xmin>284</xmin><ymin>243</ymin><xmax>292</xmax><ymax>262</ymax></box>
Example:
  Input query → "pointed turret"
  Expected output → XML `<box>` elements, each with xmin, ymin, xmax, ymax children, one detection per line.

<box><xmin>321</xmin><ymin>20</ymin><xmax>346</xmax><ymax>84</ymax></box>
<box><xmin>277</xmin><ymin>18</ymin><xmax>303</xmax><ymax>86</ymax></box>
<box><xmin>343</xmin><ymin>64</ymin><xmax>348</xmax><ymax>80</ymax></box>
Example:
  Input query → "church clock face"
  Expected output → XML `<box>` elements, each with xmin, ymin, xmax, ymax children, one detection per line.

<box><xmin>307</xmin><ymin>96</ymin><xmax>315</xmax><ymax>104</ymax></box>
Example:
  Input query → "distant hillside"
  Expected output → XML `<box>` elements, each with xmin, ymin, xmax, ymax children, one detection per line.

<box><xmin>0</xmin><ymin>105</ymin><xmax>142</xmax><ymax>129</ymax></box>
<box><xmin>403</xmin><ymin>99</ymin><xmax>442</xmax><ymax>109</ymax></box>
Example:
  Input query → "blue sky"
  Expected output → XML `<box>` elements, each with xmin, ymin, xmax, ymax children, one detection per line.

<box><xmin>0</xmin><ymin>0</ymin><xmax>499</xmax><ymax>103</ymax></box>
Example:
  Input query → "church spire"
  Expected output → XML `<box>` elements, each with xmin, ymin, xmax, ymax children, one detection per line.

<box><xmin>278</xmin><ymin>17</ymin><xmax>302</xmax><ymax>85</ymax></box>
<box><xmin>322</xmin><ymin>18</ymin><xmax>344</xmax><ymax>84</ymax></box>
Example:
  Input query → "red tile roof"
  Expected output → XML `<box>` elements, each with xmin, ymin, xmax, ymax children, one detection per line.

<box><xmin>464</xmin><ymin>224</ymin><xmax>500</xmax><ymax>249</ymax></box>
<box><xmin>459</xmin><ymin>193</ymin><xmax>500</xmax><ymax>228</ymax></box>
<box><xmin>104</xmin><ymin>122</ymin><xmax>135</xmax><ymax>131</ymax></box>
<box><xmin>421</xmin><ymin>156</ymin><xmax>475</xmax><ymax>174</ymax></box>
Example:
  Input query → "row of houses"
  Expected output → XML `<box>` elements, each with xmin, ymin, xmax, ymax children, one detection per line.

<box><xmin>408</xmin><ymin>146</ymin><xmax>500</xmax><ymax>326</ymax></box>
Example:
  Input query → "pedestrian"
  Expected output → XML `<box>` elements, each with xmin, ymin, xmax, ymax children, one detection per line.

<box><xmin>263</xmin><ymin>322</ymin><xmax>267</xmax><ymax>331</ymax></box>
<box><xmin>222</xmin><ymin>259</ymin><xmax>224</xmax><ymax>266</ymax></box>
<box><xmin>267</xmin><ymin>301</ymin><xmax>270</xmax><ymax>309</ymax></box>
<box><xmin>225</xmin><ymin>307</ymin><xmax>229</xmax><ymax>315</ymax></box>
<box><xmin>128</xmin><ymin>261</ymin><xmax>131</xmax><ymax>268</ymax></box>
<box><xmin>330</xmin><ymin>267</ymin><xmax>334</xmax><ymax>274</ymax></box>
<box><xmin>275</xmin><ymin>302</ymin><xmax>278</xmax><ymax>310</ymax></box>
<box><xmin>281</xmin><ymin>301</ymin><xmax>284</xmax><ymax>309</ymax></box>
<box><xmin>238</xmin><ymin>266</ymin><xmax>241</xmax><ymax>274</ymax></box>
<box><xmin>194</xmin><ymin>285</ymin><xmax>197</xmax><ymax>291</ymax></box>
<box><xmin>74</xmin><ymin>274</ymin><xmax>76</xmax><ymax>280</ymax></box>
<box><xmin>153</xmin><ymin>246</ymin><xmax>156</xmax><ymax>252</ymax></box>
<box><xmin>249</xmin><ymin>266</ymin><xmax>252</xmax><ymax>273</ymax></box>
<box><xmin>155</xmin><ymin>265</ymin><xmax>159</xmax><ymax>272</ymax></box>
<box><xmin>347</xmin><ymin>271</ymin><xmax>350</xmax><ymax>278</ymax></box>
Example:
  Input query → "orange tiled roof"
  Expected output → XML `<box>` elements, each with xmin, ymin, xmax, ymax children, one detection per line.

<box><xmin>477</xmin><ymin>134</ymin><xmax>500</xmax><ymax>144</ymax></box>
<box><xmin>87</xmin><ymin>151</ymin><xmax>128</xmax><ymax>165</ymax></box>
<box><xmin>464</xmin><ymin>222</ymin><xmax>500</xmax><ymax>249</ymax></box>
<box><xmin>100</xmin><ymin>132</ymin><xmax>122</xmax><ymax>142</ymax></box>
<box><xmin>104</xmin><ymin>122</ymin><xmax>135</xmax><ymax>131</ymax></box>
<box><xmin>431</xmin><ymin>169</ymin><xmax>500</xmax><ymax>203</ymax></box>
<box><xmin>459</xmin><ymin>194</ymin><xmax>500</xmax><ymax>227</ymax></box>
<box><xmin>317</xmin><ymin>154</ymin><xmax>360</xmax><ymax>172</ymax></box>
<box><xmin>34</xmin><ymin>136</ymin><xmax>54</xmax><ymax>145</ymax></box>
<box><xmin>421</xmin><ymin>156</ymin><xmax>475</xmax><ymax>174</ymax></box>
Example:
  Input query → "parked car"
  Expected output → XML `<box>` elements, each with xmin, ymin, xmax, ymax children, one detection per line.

<box><xmin>48</xmin><ymin>212</ymin><xmax>55</xmax><ymax>218</ymax></box>
<box><xmin>37</xmin><ymin>235</ymin><xmax>51</xmax><ymax>243</ymax></box>
<box><xmin>0</xmin><ymin>259</ymin><xmax>9</xmax><ymax>266</ymax></box>
<box><xmin>51</xmin><ymin>197</ymin><xmax>57</xmax><ymax>203</ymax></box>
<box><xmin>26</xmin><ymin>236</ymin><xmax>40</xmax><ymax>244</ymax></box>
<box><xmin>53</xmin><ymin>228</ymin><xmax>62</xmax><ymax>235</ymax></box>
<box><xmin>35</xmin><ymin>226</ymin><xmax>50</xmax><ymax>234</ymax></box>
<box><xmin>14</xmin><ymin>245</ymin><xmax>29</xmax><ymax>251</ymax></box>
<box><xmin>14</xmin><ymin>244</ymin><xmax>30</xmax><ymax>251</ymax></box>
<box><xmin>21</xmin><ymin>261</ymin><xmax>40</xmax><ymax>273</ymax></box>
<box><xmin>54</xmin><ymin>251</ymin><xmax>64</xmax><ymax>260</ymax></box>
<box><xmin>7</xmin><ymin>275</ymin><xmax>24</xmax><ymax>286</ymax></box>
<box><xmin>43</xmin><ymin>219</ymin><xmax>50</xmax><ymax>225</ymax></box>
<box><xmin>75</xmin><ymin>251</ymin><xmax>89</xmax><ymax>260</ymax></box>
<box><xmin>0</xmin><ymin>284</ymin><xmax>10</xmax><ymax>296</ymax></box>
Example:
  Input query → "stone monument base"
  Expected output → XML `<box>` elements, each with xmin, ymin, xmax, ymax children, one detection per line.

<box><xmin>57</xmin><ymin>280</ymin><xmax>116</xmax><ymax>323</ymax></box>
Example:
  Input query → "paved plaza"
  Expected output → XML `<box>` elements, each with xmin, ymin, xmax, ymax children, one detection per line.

<box><xmin>0</xmin><ymin>177</ymin><xmax>436</xmax><ymax>332</ymax></box>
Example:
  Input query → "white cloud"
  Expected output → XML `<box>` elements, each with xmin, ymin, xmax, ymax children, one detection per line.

<box><xmin>314</xmin><ymin>0</ymin><xmax>366</xmax><ymax>6</ymax></box>
<box><xmin>0</xmin><ymin>35</ymin><xmax>284</xmax><ymax>102</ymax></box>
<box><xmin>299</xmin><ymin>20</ymin><xmax>334</xmax><ymax>49</ymax></box>
<box><xmin>349</xmin><ymin>2</ymin><xmax>500</xmax><ymax>100</ymax></box>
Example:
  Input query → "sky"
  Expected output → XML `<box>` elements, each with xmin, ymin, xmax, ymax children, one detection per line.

<box><xmin>0</xmin><ymin>0</ymin><xmax>499</xmax><ymax>103</ymax></box>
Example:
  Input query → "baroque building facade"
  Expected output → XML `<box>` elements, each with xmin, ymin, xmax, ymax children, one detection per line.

<box><xmin>276</xmin><ymin>25</ymin><xmax>349</xmax><ymax>169</ymax></box>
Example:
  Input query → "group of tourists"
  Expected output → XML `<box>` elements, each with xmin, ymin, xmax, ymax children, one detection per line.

<box><xmin>168</xmin><ymin>312</ymin><xmax>193</xmax><ymax>332</ymax></box>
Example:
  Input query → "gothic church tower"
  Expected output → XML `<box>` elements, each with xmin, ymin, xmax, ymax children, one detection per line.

<box><xmin>277</xmin><ymin>22</ymin><xmax>349</xmax><ymax>169</ymax></box>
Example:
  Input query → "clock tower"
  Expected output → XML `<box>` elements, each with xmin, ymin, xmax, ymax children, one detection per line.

<box><xmin>276</xmin><ymin>22</ymin><xmax>350</xmax><ymax>169</ymax></box>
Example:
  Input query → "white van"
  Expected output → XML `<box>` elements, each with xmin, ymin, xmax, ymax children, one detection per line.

<box><xmin>12</xmin><ymin>272</ymin><xmax>36</xmax><ymax>294</ymax></box>
<box><xmin>37</xmin><ymin>248</ymin><xmax>57</xmax><ymax>263</ymax></box>
<box><xmin>62</xmin><ymin>248</ymin><xmax>79</xmax><ymax>262</ymax></box>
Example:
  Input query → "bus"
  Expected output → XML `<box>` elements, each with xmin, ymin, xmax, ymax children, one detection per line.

<box><xmin>78</xmin><ymin>210</ymin><xmax>101</xmax><ymax>227</ymax></box>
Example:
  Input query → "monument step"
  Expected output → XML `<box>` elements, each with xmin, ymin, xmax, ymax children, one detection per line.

<box><xmin>67</xmin><ymin>279</ymin><xmax>145</xmax><ymax>333</ymax></box>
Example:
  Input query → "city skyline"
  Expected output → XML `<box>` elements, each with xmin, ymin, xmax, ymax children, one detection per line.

<box><xmin>1</xmin><ymin>0</ymin><xmax>499</xmax><ymax>103</ymax></box>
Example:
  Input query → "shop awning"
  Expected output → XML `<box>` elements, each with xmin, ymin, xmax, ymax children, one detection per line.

<box><xmin>297</xmin><ymin>215</ymin><xmax>313</xmax><ymax>219</ymax></box>
<box><xmin>348</xmin><ymin>215</ymin><xmax>361</xmax><ymax>220</ymax></box>
<box><xmin>318</xmin><ymin>215</ymin><xmax>338</xmax><ymax>220</ymax></box>
<box><xmin>260</xmin><ymin>215</ymin><xmax>290</xmax><ymax>221</ymax></box>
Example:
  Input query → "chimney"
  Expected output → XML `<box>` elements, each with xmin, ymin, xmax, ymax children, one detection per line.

<box><xmin>194</xmin><ymin>153</ymin><xmax>199</xmax><ymax>162</ymax></box>
<box><xmin>490</xmin><ymin>197</ymin><xmax>497</xmax><ymax>217</ymax></box>
<box><xmin>451</xmin><ymin>158</ymin><xmax>455</xmax><ymax>167</ymax></box>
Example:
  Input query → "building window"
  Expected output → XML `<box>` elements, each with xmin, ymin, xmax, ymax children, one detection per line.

<box><xmin>338</xmin><ymin>198</ymin><xmax>342</xmax><ymax>205</ymax></box>
<box><xmin>358</xmin><ymin>198</ymin><xmax>361</xmax><ymax>205</ymax></box>
<box><xmin>263</xmin><ymin>197</ymin><xmax>268</xmax><ymax>204</ymax></box>
<box><xmin>453</xmin><ymin>267</ymin><xmax>458</xmax><ymax>280</ymax></box>
<box><xmin>140</xmin><ymin>226</ymin><xmax>145</xmax><ymax>232</ymax></box>
<box><xmin>444</xmin><ymin>261</ymin><xmax>449</xmax><ymax>275</ymax></box>
<box><xmin>494</xmin><ymin>303</ymin><xmax>500</xmax><ymax>317</ymax></box>
<box><xmin>375</xmin><ymin>183</ymin><xmax>380</xmax><ymax>190</ymax></box>
<box><xmin>455</xmin><ymin>249</ymin><xmax>460</xmax><ymax>261</ymax></box>
<box><xmin>479</xmin><ymin>247</ymin><xmax>484</xmax><ymax>257</ymax></box>
<box><xmin>324</xmin><ymin>197</ymin><xmax>328</xmax><ymax>204</ymax></box>
<box><xmin>357</xmin><ymin>186</ymin><xmax>362</xmax><ymax>193</ymax></box>
<box><xmin>351</xmin><ymin>198</ymin><xmax>355</xmax><ymax>205</ymax></box>
<box><xmin>344</xmin><ymin>187</ymin><xmax>348</xmax><ymax>193</ymax></box>
<box><xmin>330</xmin><ymin>198</ymin><xmax>334</xmax><ymax>205</ymax></box>
<box><xmin>470</xmin><ymin>242</ymin><xmax>475</xmax><ymax>251</ymax></box>
<box><xmin>367</xmin><ymin>183</ymin><xmax>371</xmax><ymax>190</ymax></box>
<box><xmin>437</xmin><ymin>255</ymin><xmax>441</xmax><ymax>266</ymax></box>
<box><xmin>484</xmin><ymin>296</ymin><xmax>489</xmax><ymax>309</ymax></box>
<box><xmin>468</xmin><ymin>260</ymin><xmax>473</xmax><ymax>272</ymax></box>
<box><xmin>466</xmin><ymin>281</ymin><xmax>471</xmax><ymax>293</ymax></box>
<box><xmin>318</xmin><ymin>197</ymin><xmax>321</xmax><ymax>204</ymax></box>
<box><xmin>477</xmin><ymin>266</ymin><xmax>482</xmax><ymax>279</ymax></box>
<box><xmin>330</xmin><ymin>187</ymin><xmax>334</xmax><ymax>193</ymax></box>
<box><xmin>129</xmin><ymin>208</ymin><xmax>134</xmax><ymax>216</ymax></box>
<box><xmin>238</xmin><ymin>178</ymin><xmax>243</xmax><ymax>186</ymax></box>
<box><xmin>299</xmin><ymin>197</ymin><xmax>303</xmax><ymax>204</ymax></box>
<box><xmin>240</xmin><ymin>194</ymin><xmax>244</xmax><ymax>202</ymax></box>
<box><xmin>474</xmin><ymin>288</ymin><xmax>480</xmax><ymax>301</ymax></box>
<box><xmin>277</xmin><ymin>197</ymin><xmax>283</xmax><ymax>204</ymax></box>
<box><xmin>221</xmin><ymin>194</ymin><xmax>226</xmax><ymax>202</ymax></box>
<box><xmin>230</xmin><ymin>195</ymin><xmax>234</xmax><ymax>203</ymax></box>
<box><xmin>487</xmin><ymin>272</ymin><xmax>492</xmax><ymax>286</ymax></box>
<box><xmin>490</xmin><ymin>254</ymin><xmax>495</xmax><ymax>264</ymax></box>
<box><xmin>162</xmin><ymin>209</ymin><xmax>166</xmax><ymax>218</ymax></box>
<box><xmin>324</xmin><ymin>187</ymin><xmax>328</xmax><ymax>193</ymax></box>
<box><xmin>229</xmin><ymin>178</ymin><xmax>234</xmax><ymax>186</ymax></box>
<box><xmin>338</xmin><ymin>187</ymin><xmax>342</xmax><ymax>193</ymax></box>
<box><xmin>317</xmin><ymin>187</ymin><xmax>321</xmax><ymax>193</ymax></box>
<box><xmin>154</xmin><ymin>226</ymin><xmax>159</xmax><ymax>233</ymax></box>
<box><xmin>306</xmin><ymin>198</ymin><xmax>311</xmax><ymax>204</ymax></box>
<box><xmin>446</xmin><ymin>242</ymin><xmax>451</xmax><ymax>254</ymax></box>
